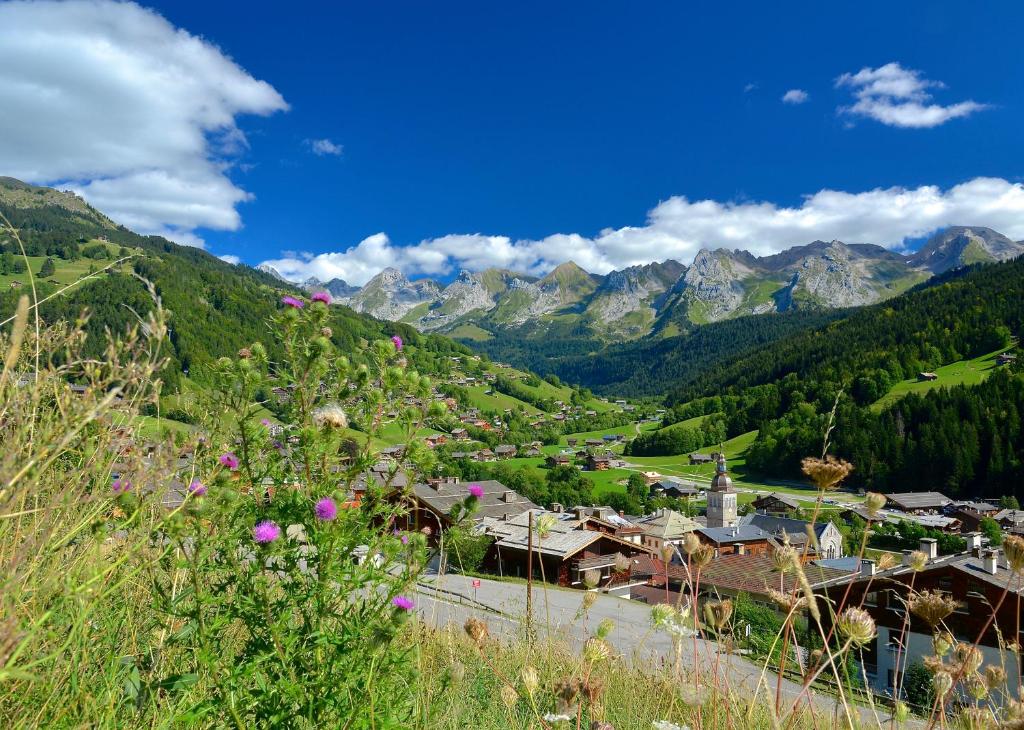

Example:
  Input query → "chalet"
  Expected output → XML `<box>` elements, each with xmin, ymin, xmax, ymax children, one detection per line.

<box><xmin>948</xmin><ymin>500</ymin><xmax>999</xmax><ymax>517</ymax></box>
<box><xmin>740</xmin><ymin>513</ymin><xmax>844</xmax><ymax>560</ymax></box>
<box><xmin>479</xmin><ymin>510</ymin><xmax>655</xmax><ymax>588</ymax></box>
<box><xmin>602</xmin><ymin>434</ymin><xmax>621</xmax><ymax>443</ymax></box>
<box><xmin>495</xmin><ymin>445</ymin><xmax>518</xmax><ymax>459</ymax></box>
<box><xmin>570</xmin><ymin>506</ymin><xmax>645</xmax><ymax>544</ymax></box>
<box><xmin>917</xmin><ymin>372</ymin><xmax>939</xmax><ymax>382</ymax></box>
<box><xmin>450</xmin><ymin>427</ymin><xmax>469</xmax><ymax>441</ymax></box>
<box><xmin>695</xmin><ymin>524</ymin><xmax>773</xmax><ymax>557</ymax></box>
<box><xmin>994</xmin><ymin>509</ymin><xmax>1024</xmax><ymax>530</ymax></box>
<box><xmin>450</xmin><ymin>450</ymin><xmax>476</xmax><ymax>460</ymax></box>
<box><xmin>634</xmin><ymin>509</ymin><xmax>700</xmax><ymax>551</ymax></box>
<box><xmin>585</xmin><ymin>454</ymin><xmax>612</xmax><ymax>471</ymax></box>
<box><xmin>751</xmin><ymin>492</ymin><xmax>802</xmax><ymax>517</ymax></box>
<box><xmin>424</xmin><ymin>434</ymin><xmax>448</xmax><ymax>448</ymax></box>
<box><xmin>546</xmin><ymin>453</ymin><xmax>572</xmax><ymax>468</ymax></box>
<box><xmin>884</xmin><ymin>491</ymin><xmax>951</xmax><ymax>514</ymax></box>
<box><xmin>688</xmin><ymin>453</ymin><xmax>714</xmax><ymax>466</ymax></box>
<box><xmin>395</xmin><ymin>479</ymin><xmax>539</xmax><ymax>537</ymax></box>
<box><xmin>947</xmin><ymin>507</ymin><xmax>984</xmax><ymax>533</ymax></box>
<box><xmin>9</xmin><ymin>280</ymin><xmax>23</xmax><ymax>289</ymax></box>
<box><xmin>821</xmin><ymin>537</ymin><xmax>1023</xmax><ymax>703</ymax></box>
<box><xmin>585</xmin><ymin>438</ymin><xmax>604</xmax><ymax>448</ymax></box>
<box><xmin>649</xmin><ymin>478</ymin><xmax>700</xmax><ymax>500</ymax></box>
<box><xmin>566</xmin><ymin>438</ymin><xmax>578</xmax><ymax>447</ymax></box>
<box><xmin>996</xmin><ymin>352</ymin><xmax>1017</xmax><ymax>366</ymax></box>
<box><xmin>475</xmin><ymin>448</ymin><xmax>496</xmax><ymax>462</ymax></box>
<box><xmin>523</xmin><ymin>445</ymin><xmax>543</xmax><ymax>457</ymax></box>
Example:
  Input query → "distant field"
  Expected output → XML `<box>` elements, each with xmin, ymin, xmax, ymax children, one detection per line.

<box><xmin>657</xmin><ymin>412</ymin><xmax>714</xmax><ymax>434</ymax></box>
<box><xmin>871</xmin><ymin>347</ymin><xmax>1007</xmax><ymax>411</ymax></box>
<box><xmin>463</xmin><ymin>385</ymin><xmax>542</xmax><ymax>415</ymax></box>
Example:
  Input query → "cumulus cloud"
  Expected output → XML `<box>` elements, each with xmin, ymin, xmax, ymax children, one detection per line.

<box><xmin>307</xmin><ymin>138</ymin><xmax>343</xmax><ymax>156</ymax></box>
<box><xmin>0</xmin><ymin>0</ymin><xmax>288</xmax><ymax>246</ymax></box>
<box><xmin>218</xmin><ymin>254</ymin><xmax>242</xmax><ymax>265</ymax></box>
<box><xmin>836</xmin><ymin>62</ymin><xmax>987</xmax><ymax>128</ymax></box>
<box><xmin>259</xmin><ymin>177</ymin><xmax>1024</xmax><ymax>286</ymax></box>
<box><xmin>782</xmin><ymin>89</ymin><xmax>809</xmax><ymax>104</ymax></box>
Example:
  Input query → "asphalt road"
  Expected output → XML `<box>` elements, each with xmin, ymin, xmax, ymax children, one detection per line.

<box><xmin>413</xmin><ymin>572</ymin><xmax>914</xmax><ymax>728</ymax></box>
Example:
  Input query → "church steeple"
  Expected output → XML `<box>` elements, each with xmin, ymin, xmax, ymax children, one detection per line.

<box><xmin>706</xmin><ymin>451</ymin><xmax>738</xmax><ymax>527</ymax></box>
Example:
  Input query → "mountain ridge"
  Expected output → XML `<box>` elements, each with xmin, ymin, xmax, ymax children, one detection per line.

<box><xmin>318</xmin><ymin>228</ymin><xmax>1023</xmax><ymax>341</ymax></box>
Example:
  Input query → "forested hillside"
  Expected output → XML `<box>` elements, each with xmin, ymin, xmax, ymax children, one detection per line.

<box><xmin>0</xmin><ymin>178</ymin><xmax>464</xmax><ymax>389</ymax></box>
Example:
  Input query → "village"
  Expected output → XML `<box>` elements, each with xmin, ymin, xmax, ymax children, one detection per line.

<box><xmin>87</xmin><ymin>346</ymin><xmax>1024</xmax><ymax>710</ymax></box>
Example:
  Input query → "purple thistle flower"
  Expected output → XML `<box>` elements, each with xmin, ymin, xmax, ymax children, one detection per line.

<box><xmin>401</xmin><ymin>534</ymin><xmax>409</xmax><ymax>545</ymax></box>
<box><xmin>311</xmin><ymin>291</ymin><xmax>332</xmax><ymax>305</ymax></box>
<box><xmin>112</xmin><ymin>478</ymin><xmax>132</xmax><ymax>493</ymax></box>
<box><xmin>281</xmin><ymin>295</ymin><xmax>305</xmax><ymax>309</ymax></box>
<box><xmin>467</xmin><ymin>484</ymin><xmax>484</xmax><ymax>499</ymax></box>
<box><xmin>391</xmin><ymin>334</ymin><xmax>403</xmax><ymax>352</ymax></box>
<box><xmin>392</xmin><ymin>595</ymin><xmax>415</xmax><ymax>611</ymax></box>
<box><xmin>219</xmin><ymin>453</ymin><xmax>239</xmax><ymax>470</ymax></box>
<box><xmin>315</xmin><ymin>497</ymin><xmax>338</xmax><ymax>521</ymax></box>
<box><xmin>261</xmin><ymin>418</ymin><xmax>272</xmax><ymax>427</ymax></box>
<box><xmin>188</xmin><ymin>479</ymin><xmax>207</xmax><ymax>497</ymax></box>
<box><xmin>253</xmin><ymin>520</ymin><xmax>281</xmax><ymax>544</ymax></box>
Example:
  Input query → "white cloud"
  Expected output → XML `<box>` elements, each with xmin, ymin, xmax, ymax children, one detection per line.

<box><xmin>0</xmin><ymin>0</ymin><xmax>288</xmax><ymax>247</ymax></box>
<box><xmin>743</xmin><ymin>83</ymin><xmax>757</xmax><ymax>93</ymax></box>
<box><xmin>782</xmin><ymin>89</ymin><xmax>809</xmax><ymax>104</ymax></box>
<box><xmin>259</xmin><ymin>177</ymin><xmax>1024</xmax><ymax>286</ymax></box>
<box><xmin>307</xmin><ymin>138</ymin><xmax>343</xmax><ymax>157</ymax></box>
<box><xmin>218</xmin><ymin>254</ymin><xmax>242</xmax><ymax>265</ymax></box>
<box><xmin>836</xmin><ymin>62</ymin><xmax>987</xmax><ymax>128</ymax></box>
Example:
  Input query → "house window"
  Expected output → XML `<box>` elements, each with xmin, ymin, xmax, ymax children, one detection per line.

<box><xmin>937</xmin><ymin>576</ymin><xmax>953</xmax><ymax>592</ymax></box>
<box><xmin>864</xmin><ymin>591</ymin><xmax>880</xmax><ymax>607</ymax></box>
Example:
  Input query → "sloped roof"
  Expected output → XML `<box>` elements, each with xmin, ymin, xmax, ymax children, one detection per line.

<box><xmin>884</xmin><ymin>491</ymin><xmax>951</xmax><ymax>510</ymax></box>
<box><xmin>412</xmin><ymin>479</ymin><xmax>539</xmax><ymax>521</ymax></box>
<box><xmin>753</xmin><ymin>492</ymin><xmax>801</xmax><ymax>510</ymax></box>
<box><xmin>697</xmin><ymin>524</ymin><xmax>772</xmax><ymax>545</ymax></box>
<box><xmin>741</xmin><ymin>513</ymin><xmax>832</xmax><ymax>541</ymax></box>
<box><xmin>636</xmin><ymin>509</ymin><xmax>700</xmax><ymax>539</ymax></box>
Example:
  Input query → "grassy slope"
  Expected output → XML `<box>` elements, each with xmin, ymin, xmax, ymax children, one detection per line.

<box><xmin>871</xmin><ymin>347</ymin><xmax>1006</xmax><ymax>412</ymax></box>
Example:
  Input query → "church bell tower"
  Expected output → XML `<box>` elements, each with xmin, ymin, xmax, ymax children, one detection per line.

<box><xmin>706</xmin><ymin>453</ymin><xmax>738</xmax><ymax>528</ymax></box>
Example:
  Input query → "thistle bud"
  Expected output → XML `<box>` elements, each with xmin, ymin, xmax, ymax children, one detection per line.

<box><xmin>933</xmin><ymin>670</ymin><xmax>953</xmax><ymax>697</ymax></box>
<box><xmin>520</xmin><ymin>665</ymin><xmax>539</xmax><ymax>695</ymax></box>
<box><xmin>864</xmin><ymin>491</ymin><xmax>886</xmax><ymax>517</ymax></box>
<box><xmin>464</xmin><ymin>617</ymin><xmax>488</xmax><ymax>645</ymax></box>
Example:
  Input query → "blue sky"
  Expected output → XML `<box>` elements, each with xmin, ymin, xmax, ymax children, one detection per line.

<box><xmin>2</xmin><ymin>0</ymin><xmax>1023</xmax><ymax>283</ymax></box>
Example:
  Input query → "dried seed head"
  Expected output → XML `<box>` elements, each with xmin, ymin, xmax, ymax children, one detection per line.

<box><xmin>682</xmin><ymin>533</ymin><xmax>701</xmax><ymax>555</ymax></box>
<box><xmin>591</xmin><ymin>723</ymin><xmax>615</xmax><ymax>730</ymax></box>
<box><xmin>312</xmin><ymin>403</ymin><xmax>348</xmax><ymax>429</ymax></box>
<box><xmin>837</xmin><ymin>607</ymin><xmax>876</xmax><ymax>648</ymax></box>
<box><xmin>580</xmin><ymin>591</ymin><xmax>598</xmax><ymax>613</ymax></box>
<box><xmin>464</xmin><ymin>617</ymin><xmax>488</xmax><ymax>644</ymax></box>
<box><xmin>582</xmin><ymin>676</ymin><xmax>605</xmax><ymax>703</ymax></box>
<box><xmin>692</xmin><ymin>544</ymin><xmax>714</xmax><ymax>568</ymax></box>
<box><xmin>966</xmin><ymin>675</ymin><xmax>988</xmax><ymax>701</ymax></box>
<box><xmin>956</xmin><ymin>706</ymin><xmax>995</xmax><ymax>730</ymax></box>
<box><xmin>933</xmin><ymin>670</ymin><xmax>953</xmax><ymax>697</ymax></box>
<box><xmin>556</xmin><ymin>678</ymin><xmax>581</xmax><ymax>704</ymax></box>
<box><xmin>320</xmin><ymin>326</ymin><xmax>333</xmax><ymax>338</ymax></box>
<box><xmin>767</xmin><ymin>588</ymin><xmax>806</xmax><ymax>613</ymax></box>
<box><xmin>703</xmin><ymin>599</ymin><xmax>733</xmax><ymax>630</ymax></box>
<box><xmin>500</xmin><ymin>684</ymin><xmax>519</xmax><ymax>709</ymax></box>
<box><xmin>909</xmin><ymin>589</ymin><xmax>959</xmax><ymax>628</ymax></box>
<box><xmin>237</xmin><ymin>347</ymin><xmax>252</xmax><ymax>359</ymax></box>
<box><xmin>908</xmin><ymin>550</ymin><xmax>929</xmax><ymax>572</ymax></box>
<box><xmin>983</xmin><ymin>664</ymin><xmax>1006</xmax><ymax>690</ymax></box>
<box><xmin>864</xmin><ymin>491</ymin><xmax>886</xmax><ymax>517</ymax></box>
<box><xmin>535</xmin><ymin>514</ymin><xmax>557</xmax><ymax>539</ymax></box>
<box><xmin>583</xmin><ymin>569</ymin><xmax>601</xmax><ymax>589</ymax></box>
<box><xmin>876</xmin><ymin>552</ymin><xmax>898</xmax><ymax>571</ymax></box>
<box><xmin>677</xmin><ymin>682</ymin><xmax>708</xmax><ymax>707</ymax></box>
<box><xmin>923</xmin><ymin>654</ymin><xmax>946</xmax><ymax>674</ymax></box>
<box><xmin>1004</xmin><ymin>535</ymin><xmax>1024</xmax><ymax>574</ymax></box>
<box><xmin>771</xmin><ymin>543</ymin><xmax>798</xmax><ymax>574</ymax></box>
<box><xmin>800</xmin><ymin>455</ymin><xmax>853</xmax><ymax>491</ymax></box>
<box><xmin>953</xmin><ymin>643</ymin><xmax>983</xmax><ymax>674</ymax></box>
<box><xmin>613</xmin><ymin>553</ymin><xmax>631</xmax><ymax>573</ymax></box>
<box><xmin>521</xmin><ymin>665</ymin><xmax>539</xmax><ymax>695</ymax></box>
<box><xmin>661</xmin><ymin>545</ymin><xmax>676</xmax><ymax>563</ymax></box>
